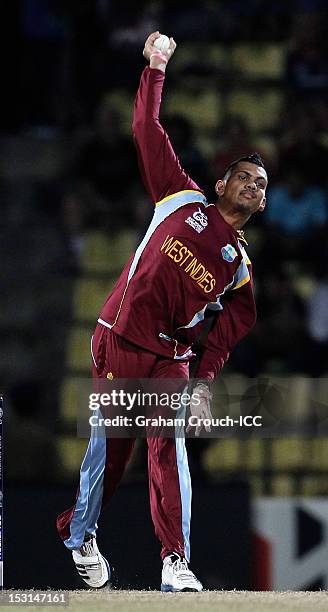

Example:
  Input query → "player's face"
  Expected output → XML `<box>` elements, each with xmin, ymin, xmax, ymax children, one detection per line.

<box><xmin>217</xmin><ymin>162</ymin><xmax>267</xmax><ymax>214</ymax></box>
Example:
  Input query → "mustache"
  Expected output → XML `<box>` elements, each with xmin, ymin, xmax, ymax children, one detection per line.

<box><xmin>240</xmin><ymin>190</ymin><xmax>256</xmax><ymax>199</ymax></box>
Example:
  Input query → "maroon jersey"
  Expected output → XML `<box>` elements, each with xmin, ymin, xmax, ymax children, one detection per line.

<box><xmin>99</xmin><ymin>67</ymin><xmax>256</xmax><ymax>379</ymax></box>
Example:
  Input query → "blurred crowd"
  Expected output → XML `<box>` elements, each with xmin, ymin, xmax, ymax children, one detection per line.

<box><xmin>1</xmin><ymin>1</ymin><xmax>328</xmax><ymax>480</ymax></box>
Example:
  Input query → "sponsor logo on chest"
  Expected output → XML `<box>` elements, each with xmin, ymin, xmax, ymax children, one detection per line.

<box><xmin>185</xmin><ymin>207</ymin><xmax>208</xmax><ymax>234</ymax></box>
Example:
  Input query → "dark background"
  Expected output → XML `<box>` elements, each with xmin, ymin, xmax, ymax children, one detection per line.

<box><xmin>1</xmin><ymin>0</ymin><xmax>328</xmax><ymax>590</ymax></box>
<box><xmin>6</xmin><ymin>482</ymin><xmax>250</xmax><ymax>590</ymax></box>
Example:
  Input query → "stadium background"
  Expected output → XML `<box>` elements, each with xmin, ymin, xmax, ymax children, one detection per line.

<box><xmin>1</xmin><ymin>0</ymin><xmax>328</xmax><ymax>592</ymax></box>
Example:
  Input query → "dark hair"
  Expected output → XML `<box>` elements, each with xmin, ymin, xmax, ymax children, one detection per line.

<box><xmin>223</xmin><ymin>152</ymin><xmax>266</xmax><ymax>177</ymax></box>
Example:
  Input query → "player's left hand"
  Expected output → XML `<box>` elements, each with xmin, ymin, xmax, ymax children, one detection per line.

<box><xmin>186</xmin><ymin>383</ymin><xmax>213</xmax><ymax>437</ymax></box>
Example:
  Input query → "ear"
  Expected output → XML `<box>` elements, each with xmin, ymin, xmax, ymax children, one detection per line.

<box><xmin>258</xmin><ymin>197</ymin><xmax>266</xmax><ymax>212</ymax></box>
<box><xmin>215</xmin><ymin>179</ymin><xmax>226</xmax><ymax>197</ymax></box>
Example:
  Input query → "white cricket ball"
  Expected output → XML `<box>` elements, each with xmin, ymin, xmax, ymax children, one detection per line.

<box><xmin>154</xmin><ymin>34</ymin><xmax>170</xmax><ymax>53</ymax></box>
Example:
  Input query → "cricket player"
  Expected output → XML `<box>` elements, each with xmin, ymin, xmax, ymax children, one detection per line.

<box><xmin>56</xmin><ymin>32</ymin><xmax>268</xmax><ymax>592</ymax></box>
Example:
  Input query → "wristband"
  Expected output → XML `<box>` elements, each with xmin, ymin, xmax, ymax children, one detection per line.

<box><xmin>150</xmin><ymin>52</ymin><xmax>168</xmax><ymax>64</ymax></box>
<box><xmin>192</xmin><ymin>380</ymin><xmax>211</xmax><ymax>391</ymax></box>
<box><xmin>191</xmin><ymin>381</ymin><xmax>212</xmax><ymax>400</ymax></box>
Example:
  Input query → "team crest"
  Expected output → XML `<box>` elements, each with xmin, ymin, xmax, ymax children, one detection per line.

<box><xmin>221</xmin><ymin>244</ymin><xmax>237</xmax><ymax>262</ymax></box>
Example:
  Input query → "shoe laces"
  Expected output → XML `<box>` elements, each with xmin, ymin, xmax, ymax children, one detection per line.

<box><xmin>80</xmin><ymin>538</ymin><xmax>96</xmax><ymax>557</ymax></box>
<box><xmin>171</xmin><ymin>554</ymin><xmax>194</xmax><ymax>578</ymax></box>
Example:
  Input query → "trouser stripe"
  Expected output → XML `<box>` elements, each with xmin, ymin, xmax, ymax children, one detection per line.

<box><xmin>175</xmin><ymin>405</ymin><xmax>192</xmax><ymax>561</ymax></box>
<box><xmin>64</xmin><ymin>413</ymin><xmax>107</xmax><ymax>549</ymax></box>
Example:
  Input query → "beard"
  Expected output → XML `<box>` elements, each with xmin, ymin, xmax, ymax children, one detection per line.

<box><xmin>233</xmin><ymin>200</ymin><xmax>253</xmax><ymax>214</ymax></box>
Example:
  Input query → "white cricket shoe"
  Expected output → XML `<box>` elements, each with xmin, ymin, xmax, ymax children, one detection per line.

<box><xmin>161</xmin><ymin>553</ymin><xmax>203</xmax><ymax>592</ymax></box>
<box><xmin>72</xmin><ymin>536</ymin><xmax>110</xmax><ymax>588</ymax></box>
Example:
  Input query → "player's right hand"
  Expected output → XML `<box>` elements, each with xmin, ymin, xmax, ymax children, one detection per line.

<box><xmin>143</xmin><ymin>32</ymin><xmax>177</xmax><ymax>63</ymax></box>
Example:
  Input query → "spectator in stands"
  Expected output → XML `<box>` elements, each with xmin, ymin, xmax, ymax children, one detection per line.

<box><xmin>263</xmin><ymin>166</ymin><xmax>327</xmax><ymax>271</ymax></box>
<box><xmin>164</xmin><ymin>114</ymin><xmax>211</xmax><ymax>191</ymax></box>
<box><xmin>161</xmin><ymin>0</ymin><xmax>214</xmax><ymax>42</ymax></box>
<box><xmin>68</xmin><ymin>0</ymin><xmax>111</xmax><ymax>125</ymax></box>
<box><xmin>7</xmin><ymin>381</ymin><xmax>62</xmax><ymax>482</ymax></box>
<box><xmin>20</xmin><ymin>0</ymin><xmax>69</xmax><ymax>130</ymax></box>
<box><xmin>107</xmin><ymin>0</ymin><xmax>164</xmax><ymax>87</ymax></box>
<box><xmin>266</xmin><ymin>169</ymin><xmax>327</xmax><ymax>234</ymax></box>
<box><xmin>252</xmin><ymin>271</ymin><xmax>307</xmax><ymax>374</ymax></box>
<box><xmin>61</xmin><ymin>96</ymin><xmax>139</xmax><ymax>263</ymax></box>
<box><xmin>278</xmin><ymin>109</ymin><xmax>328</xmax><ymax>188</ymax></box>
<box><xmin>286</xmin><ymin>11</ymin><xmax>328</xmax><ymax>93</ymax></box>
<box><xmin>305</xmin><ymin>265</ymin><xmax>328</xmax><ymax>376</ymax></box>
<box><xmin>211</xmin><ymin>116</ymin><xmax>270</xmax><ymax>189</ymax></box>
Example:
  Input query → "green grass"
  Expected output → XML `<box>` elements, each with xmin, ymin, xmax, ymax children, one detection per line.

<box><xmin>2</xmin><ymin>590</ymin><xmax>328</xmax><ymax>612</ymax></box>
